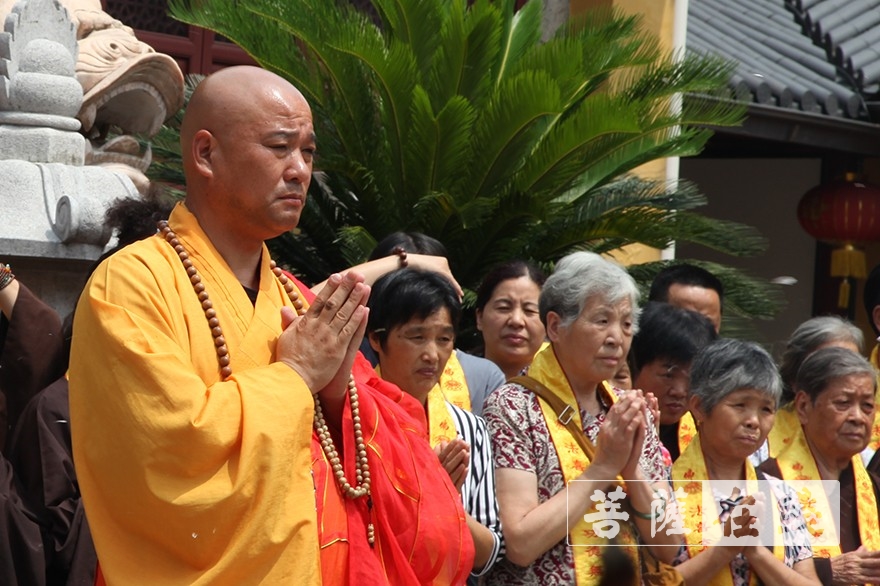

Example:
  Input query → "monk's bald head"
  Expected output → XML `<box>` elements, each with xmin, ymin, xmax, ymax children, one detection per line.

<box><xmin>179</xmin><ymin>65</ymin><xmax>315</xmax><ymax>245</ymax></box>
<box><xmin>181</xmin><ymin>66</ymin><xmax>309</xmax><ymax>173</ymax></box>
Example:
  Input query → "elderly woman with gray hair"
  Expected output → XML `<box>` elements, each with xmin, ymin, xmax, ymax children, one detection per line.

<box><xmin>766</xmin><ymin>316</ymin><xmax>865</xmax><ymax>465</ymax></box>
<box><xmin>483</xmin><ymin>251</ymin><xmax>679</xmax><ymax>586</ymax></box>
<box><xmin>759</xmin><ymin>346</ymin><xmax>880</xmax><ymax>586</ymax></box>
<box><xmin>671</xmin><ymin>338</ymin><xmax>819</xmax><ymax>585</ymax></box>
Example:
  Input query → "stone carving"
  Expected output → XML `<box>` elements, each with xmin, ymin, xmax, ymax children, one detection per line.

<box><xmin>0</xmin><ymin>0</ymin><xmax>83</xmax><ymax>164</ymax></box>
<box><xmin>1</xmin><ymin>0</ymin><xmax>184</xmax><ymax>189</ymax></box>
<box><xmin>0</xmin><ymin>0</ymin><xmax>183</xmax><ymax>315</ymax></box>
<box><xmin>0</xmin><ymin>0</ymin><xmax>137</xmax><ymax>255</ymax></box>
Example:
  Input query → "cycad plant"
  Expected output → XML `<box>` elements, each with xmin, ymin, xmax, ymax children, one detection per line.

<box><xmin>164</xmin><ymin>0</ymin><xmax>782</xmax><ymax>331</ymax></box>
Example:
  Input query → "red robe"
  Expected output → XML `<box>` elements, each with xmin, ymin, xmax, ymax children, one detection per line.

<box><xmin>294</xmin><ymin>278</ymin><xmax>474</xmax><ymax>585</ymax></box>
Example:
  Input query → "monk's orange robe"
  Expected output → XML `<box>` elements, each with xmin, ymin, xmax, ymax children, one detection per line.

<box><xmin>70</xmin><ymin>203</ymin><xmax>319</xmax><ymax>585</ymax></box>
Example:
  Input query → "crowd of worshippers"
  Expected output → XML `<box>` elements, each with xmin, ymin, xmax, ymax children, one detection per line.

<box><xmin>4</xmin><ymin>66</ymin><xmax>880</xmax><ymax>586</ymax></box>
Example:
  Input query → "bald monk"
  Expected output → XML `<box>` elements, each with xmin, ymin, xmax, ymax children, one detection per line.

<box><xmin>69</xmin><ymin>66</ymin><xmax>473</xmax><ymax>585</ymax></box>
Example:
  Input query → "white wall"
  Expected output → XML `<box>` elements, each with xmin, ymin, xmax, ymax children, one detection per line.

<box><xmin>678</xmin><ymin>157</ymin><xmax>821</xmax><ymax>352</ymax></box>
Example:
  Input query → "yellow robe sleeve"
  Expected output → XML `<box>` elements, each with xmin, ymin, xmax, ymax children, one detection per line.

<box><xmin>69</xmin><ymin>232</ymin><xmax>320</xmax><ymax>586</ymax></box>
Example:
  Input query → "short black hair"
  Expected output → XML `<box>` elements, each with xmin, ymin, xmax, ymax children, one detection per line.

<box><xmin>648</xmin><ymin>263</ymin><xmax>724</xmax><ymax>305</ymax></box>
<box><xmin>864</xmin><ymin>263</ymin><xmax>880</xmax><ymax>335</ymax></box>
<box><xmin>475</xmin><ymin>260</ymin><xmax>546</xmax><ymax>312</ymax></box>
<box><xmin>368</xmin><ymin>231</ymin><xmax>448</xmax><ymax>260</ymax></box>
<box><xmin>104</xmin><ymin>184</ymin><xmax>175</xmax><ymax>249</ymax></box>
<box><xmin>629</xmin><ymin>301</ymin><xmax>717</xmax><ymax>376</ymax></box>
<box><xmin>366</xmin><ymin>269</ymin><xmax>461</xmax><ymax>349</ymax></box>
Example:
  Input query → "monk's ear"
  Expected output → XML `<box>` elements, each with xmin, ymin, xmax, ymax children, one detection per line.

<box><xmin>545</xmin><ymin>311</ymin><xmax>563</xmax><ymax>343</ymax></box>
<box><xmin>191</xmin><ymin>129</ymin><xmax>216</xmax><ymax>179</ymax></box>
<box><xmin>794</xmin><ymin>390</ymin><xmax>811</xmax><ymax>425</ymax></box>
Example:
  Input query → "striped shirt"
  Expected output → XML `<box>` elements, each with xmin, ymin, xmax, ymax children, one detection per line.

<box><xmin>447</xmin><ymin>401</ymin><xmax>505</xmax><ymax>578</ymax></box>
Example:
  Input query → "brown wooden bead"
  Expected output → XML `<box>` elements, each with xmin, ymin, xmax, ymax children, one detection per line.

<box><xmin>160</xmin><ymin>220</ymin><xmax>370</xmax><ymax>537</ymax></box>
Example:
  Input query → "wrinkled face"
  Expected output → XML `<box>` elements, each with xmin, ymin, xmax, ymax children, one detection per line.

<box><xmin>667</xmin><ymin>284</ymin><xmax>722</xmax><ymax>333</ymax></box>
<box><xmin>695</xmin><ymin>388</ymin><xmax>775</xmax><ymax>462</ymax></box>
<box><xmin>548</xmin><ymin>296</ymin><xmax>634</xmax><ymax>386</ymax></box>
<box><xmin>209</xmin><ymin>87</ymin><xmax>315</xmax><ymax>242</ymax></box>
<box><xmin>799</xmin><ymin>374</ymin><xmax>875</xmax><ymax>463</ymax></box>
<box><xmin>370</xmin><ymin>308</ymin><xmax>455</xmax><ymax>403</ymax></box>
<box><xmin>476</xmin><ymin>276</ymin><xmax>545</xmax><ymax>375</ymax></box>
<box><xmin>634</xmin><ymin>359</ymin><xmax>690</xmax><ymax>425</ymax></box>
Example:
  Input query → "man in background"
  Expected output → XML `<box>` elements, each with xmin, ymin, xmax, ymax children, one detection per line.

<box><xmin>649</xmin><ymin>263</ymin><xmax>724</xmax><ymax>333</ymax></box>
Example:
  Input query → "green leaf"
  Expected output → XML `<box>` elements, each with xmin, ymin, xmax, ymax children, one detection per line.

<box><xmin>159</xmin><ymin>0</ymin><xmax>778</xmax><ymax>327</ymax></box>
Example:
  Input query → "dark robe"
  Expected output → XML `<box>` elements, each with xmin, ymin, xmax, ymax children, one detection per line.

<box><xmin>0</xmin><ymin>451</ymin><xmax>45</xmax><ymax>585</ymax></box>
<box><xmin>7</xmin><ymin>378</ymin><xmax>96</xmax><ymax>586</ymax></box>
<box><xmin>0</xmin><ymin>284</ymin><xmax>66</xmax><ymax>453</ymax></box>
<box><xmin>759</xmin><ymin>457</ymin><xmax>880</xmax><ymax>586</ymax></box>
<box><xmin>659</xmin><ymin>422</ymin><xmax>681</xmax><ymax>462</ymax></box>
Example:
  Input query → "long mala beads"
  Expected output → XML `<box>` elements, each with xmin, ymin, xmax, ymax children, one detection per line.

<box><xmin>158</xmin><ymin>220</ymin><xmax>374</xmax><ymax>545</ymax></box>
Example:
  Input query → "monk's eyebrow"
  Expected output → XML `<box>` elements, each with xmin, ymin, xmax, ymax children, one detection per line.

<box><xmin>264</xmin><ymin>130</ymin><xmax>316</xmax><ymax>143</ymax></box>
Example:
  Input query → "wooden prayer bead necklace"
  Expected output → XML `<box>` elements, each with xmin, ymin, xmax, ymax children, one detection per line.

<box><xmin>158</xmin><ymin>221</ymin><xmax>374</xmax><ymax>545</ymax></box>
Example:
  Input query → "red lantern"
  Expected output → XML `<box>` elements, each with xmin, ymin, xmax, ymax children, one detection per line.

<box><xmin>797</xmin><ymin>173</ymin><xmax>880</xmax><ymax>308</ymax></box>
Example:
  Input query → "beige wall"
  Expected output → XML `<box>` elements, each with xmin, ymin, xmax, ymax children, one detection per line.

<box><xmin>571</xmin><ymin>0</ymin><xmax>679</xmax><ymax>265</ymax></box>
<box><xmin>571</xmin><ymin>0</ymin><xmax>677</xmax><ymax>53</ymax></box>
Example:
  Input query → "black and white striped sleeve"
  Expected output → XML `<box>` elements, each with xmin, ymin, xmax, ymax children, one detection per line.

<box><xmin>448</xmin><ymin>402</ymin><xmax>504</xmax><ymax>576</ymax></box>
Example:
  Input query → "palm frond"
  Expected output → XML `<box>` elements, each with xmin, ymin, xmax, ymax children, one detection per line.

<box><xmin>160</xmin><ymin>0</ymin><xmax>780</xmax><ymax>324</ymax></box>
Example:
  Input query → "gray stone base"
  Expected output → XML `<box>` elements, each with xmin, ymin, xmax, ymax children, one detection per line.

<box><xmin>0</xmin><ymin>125</ymin><xmax>84</xmax><ymax>165</ymax></box>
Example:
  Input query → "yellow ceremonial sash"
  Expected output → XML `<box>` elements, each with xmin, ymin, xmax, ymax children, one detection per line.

<box><xmin>678</xmin><ymin>412</ymin><xmax>697</xmax><ymax>456</ymax></box>
<box><xmin>766</xmin><ymin>403</ymin><xmax>804</xmax><ymax>459</ymax></box>
<box><xmin>672</xmin><ymin>433</ymin><xmax>783</xmax><ymax>586</ymax></box>
<box><xmin>870</xmin><ymin>345</ymin><xmax>880</xmax><ymax>451</ymax></box>
<box><xmin>775</xmin><ymin>431</ymin><xmax>880</xmax><ymax>557</ymax></box>
<box><xmin>439</xmin><ymin>351</ymin><xmax>471</xmax><ymax>412</ymax></box>
<box><xmin>426</xmin><ymin>386</ymin><xmax>457</xmax><ymax>446</ymax></box>
<box><xmin>528</xmin><ymin>347</ymin><xmax>639</xmax><ymax>586</ymax></box>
